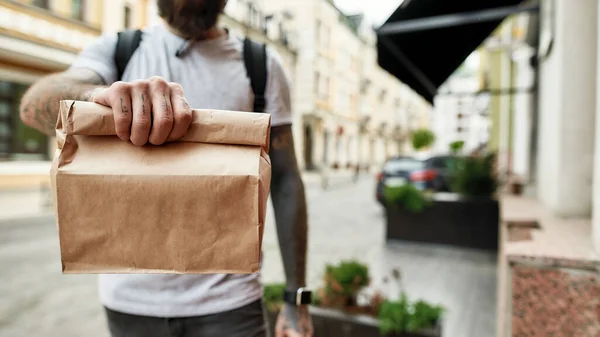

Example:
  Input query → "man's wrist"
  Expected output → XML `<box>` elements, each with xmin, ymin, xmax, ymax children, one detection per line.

<box><xmin>283</xmin><ymin>287</ymin><xmax>312</xmax><ymax>306</ymax></box>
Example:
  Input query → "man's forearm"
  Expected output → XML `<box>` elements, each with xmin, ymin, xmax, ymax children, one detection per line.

<box><xmin>270</xmin><ymin>125</ymin><xmax>308</xmax><ymax>290</ymax></box>
<box><xmin>20</xmin><ymin>69</ymin><xmax>105</xmax><ymax>135</ymax></box>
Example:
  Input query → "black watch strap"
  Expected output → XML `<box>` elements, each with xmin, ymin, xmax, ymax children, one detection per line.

<box><xmin>282</xmin><ymin>288</ymin><xmax>312</xmax><ymax>306</ymax></box>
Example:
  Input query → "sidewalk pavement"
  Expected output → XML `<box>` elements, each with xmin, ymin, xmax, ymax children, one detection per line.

<box><xmin>0</xmin><ymin>161</ymin><xmax>51</xmax><ymax>190</ymax></box>
<box><xmin>0</xmin><ymin>188</ymin><xmax>53</xmax><ymax>220</ymax></box>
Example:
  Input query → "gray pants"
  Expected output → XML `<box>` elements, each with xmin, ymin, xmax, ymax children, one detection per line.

<box><xmin>105</xmin><ymin>300</ymin><xmax>269</xmax><ymax>337</ymax></box>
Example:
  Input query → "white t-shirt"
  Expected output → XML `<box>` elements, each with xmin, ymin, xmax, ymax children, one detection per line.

<box><xmin>69</xmin><ymin>24</ymin><xmax>292</xmax><ymax>318</ymax></box>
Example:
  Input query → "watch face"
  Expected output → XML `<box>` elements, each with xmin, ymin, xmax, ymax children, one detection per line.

<box><xmin>283</xmin><ymin>289</ymin><xmax>312</xmax><ymax>305</ymax></box>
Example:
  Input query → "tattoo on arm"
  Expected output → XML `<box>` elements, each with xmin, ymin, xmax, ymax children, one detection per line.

<box><xmin>180</xmin><ymin>97</ymin><xmax>190</xmax><ymax>110</ymax></box>
<box><xmin>20</xmin><ymin>69</ymin><xmax>105</xmax><ymax>135</ymax></box>
<box><xmin>120</xmin><ymin>97</ymin><xmax>129</xmax><ymax>115</ymax></box>
<box><xmin>162</xmin><ymin>94</ymin><xmax>171</xmax><ymax>116</ymax></box>
<box><xmin>269</xmin><ymin>125</ymin><xmax>308</xmax><ymax>291</ymax></box>
<box><xmin>141</xmin><ymin>94</ymin><xmax>147</xmax><ymax>115</ymax></box>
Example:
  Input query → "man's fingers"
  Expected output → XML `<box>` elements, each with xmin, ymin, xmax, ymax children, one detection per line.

<box><xmin>94</xmin><ymin>77</ymin><xmax>187</xmax><ymax>145</ymax></box>
<box><xmin>130</xmin><ymin>82</ymin><xmax>151</xmax><ymax>146</ymax></box>
<box><xmin>105</xmin><ymin>82</ymin><xmax>132</xmax><ymax>141</ymax></box>
<box><xmin>91</xmin><ymin>87</ymin><xmax>109</xmax><ymax>106</ymax></box>
<box><xmin>148</xmin><ymin>77</ymin><xmax>173</xmax><ymax>145</ymax></box>
<box><xmin>167</xmin><ymin>83</ymin><xmax>193</xmax><ymax>141</ymax></box>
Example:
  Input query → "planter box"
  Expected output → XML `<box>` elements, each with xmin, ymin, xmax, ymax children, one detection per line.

<box><xmin>267</xmin><ymin>306</ymin><xmax>441</xmax><ymax>337</ymax></box>
<box><xmin>385</xmin><ymin>194</ymin><xmax>499</xmax><ymax>251</ymax></box>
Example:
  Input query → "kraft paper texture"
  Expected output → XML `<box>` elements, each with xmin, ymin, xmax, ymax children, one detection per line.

<box><xmin>51</xmin><ymin>100</ymin><xmax>271</xmax><ymax>274</ymax></box>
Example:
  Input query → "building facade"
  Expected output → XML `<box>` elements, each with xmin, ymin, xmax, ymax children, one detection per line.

<box><xmin>492</xmin><ymin>1</ymin><xmax>600</xmax><ymax>336</ymax></box>
<box><xmin>259</xmin><ymin>0</ymin><xmax>431</xmax><ymax>171</ymax></box>
<box><xmin>1</xmin><ymin>0</ymin><xmax>431</xmax><ymax>191</ymax></box>
<box><xmin>431</xmin><ymin>56</ymin><xmax>492</xmax><ymax>155</ymax></box>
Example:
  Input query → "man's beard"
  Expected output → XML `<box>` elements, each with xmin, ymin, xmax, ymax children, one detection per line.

<box><xmin>157</xmin><ymin>0</ymin><xmax>224</xmax><ymax>39</ymax></box>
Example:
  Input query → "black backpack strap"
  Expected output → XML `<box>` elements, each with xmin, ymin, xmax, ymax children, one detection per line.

<box><xmin>243</xmin><ymin>38</ymin><xmax>268</xmax><ymax>112</ymax></box>
<box><xmin>115</xmin><ymin>29</ymin><xmax>143</xmax><ymax>81</ymax></box>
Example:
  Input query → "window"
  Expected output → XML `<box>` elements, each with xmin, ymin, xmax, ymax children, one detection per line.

<box><xmin>350</xmin><ymin>93</ymin><xmax>358</xmax><ymax>109</ymax></box>
<box><xmin>322</xmin><ymin>77</ymin><xmax>330</xmax><ymax>99</ymax></box>
<box><xmin>316</xmin><ymin>19</ymin><xmax>321</xmax><ymax>47</ymax></box>
<box><xmin>32</xmin><ymin>0</ymin><xmax>49</xmax><ymax>9</ymax></box>
<box><xmin>323</xmin><ymin>26</ymin><xmax>330</xmax><ymax>50</ymax></box>
<box><xmin>124</xmin><ymin>5</ymin><xmax>132</xmax><ymax>29</ymax></box>
<box><xmin>383</xmin><ymin>158</ymin><xmax>424</xmax><ymax>173</ymax></box>
<box><xmin>314</xmin><ymin>72</ymin><xmax>320</xmax><ymax>96</ymax></box>
<box><xmin>72</xmin><ymin>0</ymin><xmax>86</xmax><ymax>21</ymax></box>
<box><xmin>337</xmin><ymin>85</ymin><xmax>347</xmax><ymax>111</ymax></box>
<box><xmin>379</xmin><ymin>89</ymin><xmax>387</xmax><ymax>102</ymax></box>
<box><xmin>316</xmin><ymin>19</ymin><xmax>330</xmax><ymax>51</ymax></box>
<box><xmin>0</xmin><ymin>81</ymin><xmax>47</xmax><ymax>160</ymax></box>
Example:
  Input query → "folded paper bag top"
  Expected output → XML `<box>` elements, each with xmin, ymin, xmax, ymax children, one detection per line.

<box><xmin>51</xmin><ymin>100</ymin><xmax>271</xmax><ymax>274</ymax></box>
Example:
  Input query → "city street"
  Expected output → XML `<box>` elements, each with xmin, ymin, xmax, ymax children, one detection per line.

<box><xmin>0</xmin><ymin>175</ymin><xmax>497</xmax><ymax>337</ymax></box>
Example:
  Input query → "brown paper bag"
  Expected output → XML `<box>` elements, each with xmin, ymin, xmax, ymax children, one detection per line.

<box><xmin>51</xmin><ymin>100</ymin><xmax>271</xmax><ymax>274</ymax></box>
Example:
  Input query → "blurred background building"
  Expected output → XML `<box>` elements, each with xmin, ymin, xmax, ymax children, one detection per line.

<box><xmin>0</xmin><ymin>0</ymin><xmax>431</xmax><ymax>191</ymax></box>
<box><xmin>0</xmin><ymin>0</ymin><xmax>148</xmax><ymax>189</ymax></box>
<box><xmin>241</xmin><ymin>0</ymin><xmax>431</xmax><ymax>171</ymax></box>
<box><xmin>431</xmin><ymin>53</ymin><xmax>491</xmax><ymax>155</ymax></box>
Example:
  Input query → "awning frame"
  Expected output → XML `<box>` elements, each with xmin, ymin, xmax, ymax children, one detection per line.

<box><xmin>377</xmin><ymin>2</ymin><xmax>539</xmax><ymax>36</ymax></box>
<box><xmin>375</xmin><ymin>0</ymin><xmax>539</xmax><ymax>103</ymax></box>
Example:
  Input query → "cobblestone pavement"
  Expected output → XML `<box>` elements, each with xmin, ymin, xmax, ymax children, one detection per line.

<box><xmin>0</xmin><ymin>175</ymin><xmax>497</xmax><ymax>337</ymax></box>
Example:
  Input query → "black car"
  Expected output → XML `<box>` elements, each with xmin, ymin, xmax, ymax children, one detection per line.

<box><xmin>375</xmin><ymin>155</ymin><xmax>458</xmax><ymax>205</ymax></box>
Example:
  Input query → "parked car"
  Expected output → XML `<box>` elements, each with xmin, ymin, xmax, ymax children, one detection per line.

<box><xmin>375</xmin><ymin>156</ymin><xmax>423</xmax><ymax>205</ymax></box>
<box><xmin>375</xmin><ymin>155</ymin><xmax>460</xmax><ymax>205</ymax></box>
<box><xmin>417</xmin><ymin>155</ymin><xmax>458</xmax><ymax>192</ymax></box>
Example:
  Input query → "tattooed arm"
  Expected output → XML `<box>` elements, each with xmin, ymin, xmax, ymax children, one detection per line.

<box><xmin>20</xmin><ymin>70</ymin><xmax>192</xmax><ymax>145</ymax></box>
<box><xmin>20</xmin><ymin>69</ymin><xmax>106</xmax><ymax>135</ymax></box>
<box><xmin>270</xmin><ymin>125</ymin><xmax>313</xmax><ymax>337</ymax></box>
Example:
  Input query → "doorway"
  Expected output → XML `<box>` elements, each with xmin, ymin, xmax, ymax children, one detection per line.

<box><xmin>303</xmin><ymin>124</ymin><xmax>314</xmax><ymax>171</ymax></box>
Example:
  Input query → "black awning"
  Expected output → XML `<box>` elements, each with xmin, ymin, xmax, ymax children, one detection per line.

<box><xmin>376</xmin><ymin>0</ymin><xmax>537</xmax><ymax>104</ymax></box>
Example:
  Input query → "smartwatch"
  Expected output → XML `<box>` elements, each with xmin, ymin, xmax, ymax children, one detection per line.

<box><xmin>282</xmin><ymin>288</ymin><xmax>312</xmax><ymax>306</ymax></box>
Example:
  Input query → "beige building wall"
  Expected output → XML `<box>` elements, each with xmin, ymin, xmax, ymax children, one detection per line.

<box><xmin>260</xmin><ymin>0</ymin><xmax>430</xmax><ymax>171</ymax></box>
<box><xmin>0</xmin><ymin>0</ymin><xmax>150</xmax><ymax>190</ymax></box>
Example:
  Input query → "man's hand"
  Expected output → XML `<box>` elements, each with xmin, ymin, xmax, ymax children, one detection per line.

<box><xmin>275</xmin><ymin>304</ymin><xmax>313</xmax><ymax>337</ymax></box>
<box><xmin>92</xmin><ymin>76</ymin><xmax>193</xmax><ymax>146</ymax></box>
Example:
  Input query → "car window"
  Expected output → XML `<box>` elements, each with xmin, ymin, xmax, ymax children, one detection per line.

<box><xmin>428</xmin><ymin>156</ymin><xmax>461</xmax><ymax>170</ymax></box>
<box><xmin>383</xmin><ymin>159</ymin><xmax>424</xmax><ymax>172</ymax></box>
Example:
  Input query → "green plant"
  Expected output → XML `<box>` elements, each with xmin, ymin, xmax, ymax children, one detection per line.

<box><xmin>323</xmin><ymin>260</ymin><xmax>370</xmax><ymax>306</ymax></box>
<box><xmin>449</xmin><ymin>140</ymin><xmax>465</xmax><ymax>155</ymax></box>
<box><xmin>263</xmin><ymin>283</ymin><xmax>286</xmax><ymax>312</ymax></box>
<box><xmin>411</xmin><ymin>129</ymin><xmax>436</xmax><ymax>151</ymax></box>
<box><xmin>378</xmin><ymin>293</ymin><xmax>444</xmax><ymax>335</ymax></box>
<box><xmin>451</xmin><ymin>153</ymin><xmax>498</xmax><ymax>197</ymax></box>
<box><xmin>384</xmin><ymin>184</ymin><xmax>432</xmax><ymax>212</ymax></box>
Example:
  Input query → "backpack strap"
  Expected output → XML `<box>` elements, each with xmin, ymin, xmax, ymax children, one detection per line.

<box><xmin>243</xmin><ymin>38</ymin><xmax>268</xmax><ymax>113</ymax></box>
<box><xmin>115</xmin><ymin>29</ymin><xmax>143</xmax><ymax>81</ymax></box>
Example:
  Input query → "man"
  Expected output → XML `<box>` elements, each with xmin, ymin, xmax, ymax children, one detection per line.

<box><xmin>19</xmin><ymin>1</ymin><xmax>312</xmax><ymax>337</ymax></box>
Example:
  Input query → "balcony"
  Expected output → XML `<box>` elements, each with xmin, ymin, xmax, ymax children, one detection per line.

<box><xmin>0</xmin><ymin>0</ymin><xmax>101</xmax><ymax>54</ymax></box>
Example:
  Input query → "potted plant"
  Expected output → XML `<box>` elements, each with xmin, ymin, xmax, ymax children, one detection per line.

<box><xmin>385</xmin><ymin>152</ymin><xmax>500</xmax><ymax>251</ymax></box>
<box><xmin>450</xmin><ymin>153</ymin><xmax>498</xmax><ymax>198</ymax></box>
<box><xmin>383</xmin><ymin>184</ymin><xmax>432</xmax><ymax>213</ymax></box>
<box><xmin>264</xmin><ymin>261</ymin><xmax>443</xmax><ymax>337</ymax></box>
<box><xmin>411</xmin><ymin>129</ymin><xmax>436</xmax><ymax>151</ymax></box>
<box><xmin>507</xmin><ymin>175</ymin><xmax>524</xmax><ymax>196</ymax></box>
<box><xmin>448</xmin><ymin>140</ymin><xmax>464</xmax><ymax>156</ymax></box>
